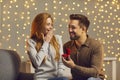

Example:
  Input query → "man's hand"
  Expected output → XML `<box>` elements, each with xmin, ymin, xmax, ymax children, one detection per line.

<box><xmin>62</xmin><ymin>55</ymin><xmax>76</xmax><ymax>68</ymax></box>
<box><xmin>62</xmin><ymin>48</ymin><xmax>71</xmax><ymax>60</ymax></box>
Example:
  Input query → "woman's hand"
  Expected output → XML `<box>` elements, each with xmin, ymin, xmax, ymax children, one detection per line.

<box><xmin>43</xmin><ymin>29</ymin><xmax>53</xmax><ymax>42</ymax></box>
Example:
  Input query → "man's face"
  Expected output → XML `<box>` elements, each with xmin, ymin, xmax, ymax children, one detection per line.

<box><xmin>68</xmin><ymin>20</ymin><xmax>83</xmax><ymax>40</ymax></box>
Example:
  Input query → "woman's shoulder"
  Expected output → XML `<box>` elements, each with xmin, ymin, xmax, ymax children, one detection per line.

<box><xmin>54</xmin><ymin>35</ymin><xmax>62</xmax><ymax>39</ymax></box>
<box><xmin>27</xmin><ymin>38</ymin><xmax>36</xmax><ymax>45</ymax></box>
<box><xmin>54</xmin><ymin>35</ymin><xmax>62</xmax><ymax>43</ymax></box>
<box><xmin>54</xmin><ymin>34</ymin><xmax>61</xmax><ymax>37</ymax></box>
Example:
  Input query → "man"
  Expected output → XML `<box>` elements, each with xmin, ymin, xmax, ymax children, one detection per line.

<box><xmin>62</xmin><ymin>14</ymin><xmax>104</xmax><ymax>80</ymax></box>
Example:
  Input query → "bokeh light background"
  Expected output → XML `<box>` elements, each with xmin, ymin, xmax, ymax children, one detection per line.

<box><xmin>0</xmin><ymin>0</ymin><xmax>120</xmax><ymax>80</ymax></box>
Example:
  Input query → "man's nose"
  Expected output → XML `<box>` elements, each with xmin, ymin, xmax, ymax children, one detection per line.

<box><xmin>69</xmin><ymin>28</ymin><xmax>72</xmax><ymax>32</ymax></box>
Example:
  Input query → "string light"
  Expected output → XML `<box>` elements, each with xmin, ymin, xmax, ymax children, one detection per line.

<box><xmin>0</xmin><ymin>0</ymin><xmax>2</xmax><ymax>2</ymax></box>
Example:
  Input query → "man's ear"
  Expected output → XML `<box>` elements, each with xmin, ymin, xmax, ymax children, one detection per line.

<box><xmin>82</xmin><ymin>26</ymin><xmax>87</xmax><ymax>32</ymax></box>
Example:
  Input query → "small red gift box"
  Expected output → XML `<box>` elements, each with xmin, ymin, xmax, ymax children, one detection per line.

<box><xmin>62</xmin><ymin>48</ymin><xmax>71</xmax><ymax>60</ymax></box>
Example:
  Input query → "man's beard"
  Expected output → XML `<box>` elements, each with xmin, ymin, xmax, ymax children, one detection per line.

<box><xmin>70</xmin><ymin>35</ymin><xmax>80</xmax><ymax>40</ymax></box>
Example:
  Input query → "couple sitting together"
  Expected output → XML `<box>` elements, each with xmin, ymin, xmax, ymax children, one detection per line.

<box><xmin>26</xmin><ymin>12</ymin><xmax>104</xmax><ymax>80</ymax></box>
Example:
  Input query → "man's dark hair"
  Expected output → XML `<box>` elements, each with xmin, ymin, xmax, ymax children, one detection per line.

<box><xmin>70</xmin><ymin>14</ymin><xmax>90</xmax><ymax>31</ymax></box>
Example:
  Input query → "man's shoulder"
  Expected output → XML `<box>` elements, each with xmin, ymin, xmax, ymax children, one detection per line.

<box><xmin>63</xmin><ymin>40</ymin><xmax>73</xmax><ymax>47</ymax></box>
<box><xmin>88</xmin><ymin>37</ymin><xmax>102</xmax><ymax>47</ymax></box>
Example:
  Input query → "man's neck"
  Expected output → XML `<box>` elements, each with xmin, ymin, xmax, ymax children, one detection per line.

<box><xmin>75</xmin><ymin>34</ymin><xmax>87</xmax><ymax>47</ymax></box>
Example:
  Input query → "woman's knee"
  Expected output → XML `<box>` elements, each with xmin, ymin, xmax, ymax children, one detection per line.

<box><xmin>60</xmin><ymin>77</ymin><xmax>69</xmax><ymax>80</ymax></box>
<box><xmin>48</xmin><ymin>77</ymin><xmax>68</xmax><ymax>80</ymax></box>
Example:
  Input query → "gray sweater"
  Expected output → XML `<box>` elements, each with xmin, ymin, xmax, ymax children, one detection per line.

<box><xmin>27</xmin><ymin>35</ymin><xmax>66</xmax><ymax>80</ymax></box>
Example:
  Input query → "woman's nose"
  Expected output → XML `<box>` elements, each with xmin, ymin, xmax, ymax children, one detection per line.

<box><xmin>50</xmin><ymin>26</ymin><xmax>53</xmax><ymax>30</ymax></box>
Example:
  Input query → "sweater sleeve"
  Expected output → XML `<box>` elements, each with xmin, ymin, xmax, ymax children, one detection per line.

<box><xmin>72</xmin><ymin>41</ymin><xmax>104</xmax><ymax>77</ymax></box>
<box><xmin>27</xmin><ymin>39</ymin><xmax>49</xmax><ymax>68</ymax></box>
<box><xmin>55</xmin><ymin>35</ymin><xmax>66</xmax><ymax>77</ymax></box>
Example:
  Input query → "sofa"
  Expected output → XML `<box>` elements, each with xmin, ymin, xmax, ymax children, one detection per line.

<box><xmin>0</xmin><ymin>49</ymin><xmax>34</xmax><ymax>80</ymax></box>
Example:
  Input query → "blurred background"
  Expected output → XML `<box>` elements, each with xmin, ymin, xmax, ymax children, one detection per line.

<box><xmin>0</xmin><ymin>0</ymin><xmax>120</xmax><ymax>80</ymax></box>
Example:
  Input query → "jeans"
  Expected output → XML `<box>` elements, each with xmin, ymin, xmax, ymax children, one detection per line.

<box><xmin>87</xmin><ymin>77</ymin><xmax>102</xmax><ymax>80</ymax></box>
<box><xmin>48</xmin><ymin>77</ymin><xmax>68</xmax><ymax>80</ymax></box>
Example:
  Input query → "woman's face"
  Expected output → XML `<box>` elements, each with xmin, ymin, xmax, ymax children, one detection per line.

<box><xmin>44</xmin><ymin>18</ymin><xmax>53</xmax><ymax>35</ymax></box>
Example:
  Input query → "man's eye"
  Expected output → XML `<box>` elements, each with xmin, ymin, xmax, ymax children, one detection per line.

<box><xmin>69</xmin><ymin>26</ymin><xmax>75</xmax><ymax>29</ymax></box>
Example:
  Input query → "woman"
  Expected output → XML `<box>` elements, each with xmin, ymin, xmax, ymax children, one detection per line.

<box><xmin>26</xmin><ymin>13</ymin><xmax>68</xmax><ymax>80</ymax></box>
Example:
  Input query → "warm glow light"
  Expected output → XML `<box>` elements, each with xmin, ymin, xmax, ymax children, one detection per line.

<box><xmin>0</xmin><ymin>0</ymin><xmax>2</xmax><ymax>2</ymax></box>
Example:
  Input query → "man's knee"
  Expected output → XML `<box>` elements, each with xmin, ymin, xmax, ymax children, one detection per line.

<box><xmin>87</xmin><ymin>77</ymin><xmax>102</xmax><ymax>80</ymax></box>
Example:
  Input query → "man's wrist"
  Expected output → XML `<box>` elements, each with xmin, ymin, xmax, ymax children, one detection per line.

<box><xmin>71</xmin><ymin>64</ymin><xmax>76</xmax><ymax>69</ymax></box>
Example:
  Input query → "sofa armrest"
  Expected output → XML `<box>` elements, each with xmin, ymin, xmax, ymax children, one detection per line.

<box><xmin>17</xmin><ymin>72</ymin><xmax>34</xmax><ymax>80</ymax></box>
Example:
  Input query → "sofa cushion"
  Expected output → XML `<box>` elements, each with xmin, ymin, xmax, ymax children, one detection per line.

<box><xmin>0</xmin><ymin>49</ymin><xmax>21</xmax><ymax>80</ymax></box>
